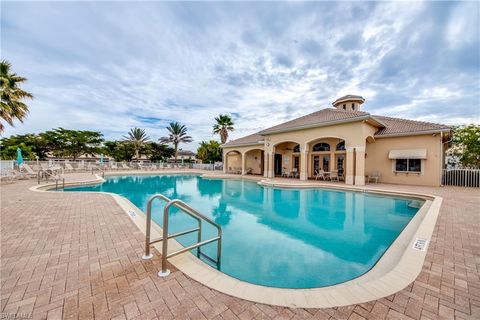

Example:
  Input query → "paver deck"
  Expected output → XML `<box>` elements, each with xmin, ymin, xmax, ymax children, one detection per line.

<box><xmin>1</xmin><ymin>172</ymin><xmax>479</xmax><ymax>319</ymax></box>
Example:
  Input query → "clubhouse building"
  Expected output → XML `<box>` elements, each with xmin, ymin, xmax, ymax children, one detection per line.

<box><xmin>222</xmin><ymin>95</ymin><xmax>451</xmax><ymax>186</ymax></box>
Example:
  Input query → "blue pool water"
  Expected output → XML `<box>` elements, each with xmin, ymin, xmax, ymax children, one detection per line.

<box><xmin>64</xmin><ymin>174</ymin><xmax>422</xmax><ymax>288</ymax></box>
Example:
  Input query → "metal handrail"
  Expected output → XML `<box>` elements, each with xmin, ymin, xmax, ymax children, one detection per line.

<box><xmin>143</xmin><ymin>194</ymin><xmax>222</xmax><ymax>277</ymax></box>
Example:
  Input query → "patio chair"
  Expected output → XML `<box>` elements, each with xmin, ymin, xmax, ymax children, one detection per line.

<box><xmin>330</xmin><ymin>171</ymin><xmax>339</xmax><ymax>182</ymax></box>
<box><xmin>281</xmin><ymin>167</ymin><xmax>290</xmax><ymax>178</ymax></box>
<box><xmin>110</xmin><ymin>163</ymin><xmax>118</xmax><ymax>170</ymax></box>
<box><xmin>314</xmin><ymin>169</ymin><xmax>325</xmax><ymax>180</ymax></box>
<box><xmin>1</xmin><ymin>169</ymin><xmax>26</xmax><ymax>182</ymax></box>
<box><xmin>64</xmin><ymin>163</ymin><xmax>75</xmax><ymax>172</ymax></box>
<box><xmin>75</xmin><ymin>163</ymin><xmax>86</xmax><ymax>172</ymax></box>
<box><xmin>291</xmin><ymin>168</ymin><xmax>299</xmax><ymax>178</ymax></box>
<box><xmin>367</xmin><ymin>171</ymin><xmax>381</xmax><ymax>184</ymax></box>
<box><xmin>245</xmin><ymin>168</ymin><xmax>253</xmax><ymax>175</ymax></box>
<box><xmin>19</xmin><ymin>164</ymin><xmax>39</xmax><ymax>178</ymax></box>
<box><xmin>120</xmin><ymin>163</ymin><xmax>131</xmax><ymax>170</ymax></box>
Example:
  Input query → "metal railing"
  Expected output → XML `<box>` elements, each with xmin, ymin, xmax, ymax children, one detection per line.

<box><xmin>143</xmin><ymin>194</ymin><xmax>222</xmax><ymax>277</ymax></box>
<box><xmin>37</xmin><ymin>168</ymin><xmax>65</xmax><ymax>190</ymax></box>
<box><xmin>442</xmin><ymin>168</ymin><xmax>480</xmax><ymax>188</ymax></box>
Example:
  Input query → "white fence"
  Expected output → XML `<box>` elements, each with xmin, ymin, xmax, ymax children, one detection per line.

<box><xmin>0</xmin><ymin>160</ymin><xmax>15</xmax><ymax>170</ymax></box>
<box><xmin>192</xmin><ymin>162</ymin><xmax>223</xmax><ymax>171</ymax></box>
<box><xmin>0</xmin><ymin>160</ymin><xmax>224</xmax><ymax>172</ymax></box>
<box><xmin>442</xmin><ymin>169</ymin><xmax>480</xmax><ymax>188</ymax></box>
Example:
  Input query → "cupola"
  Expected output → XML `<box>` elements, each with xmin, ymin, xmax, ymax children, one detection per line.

<box><xmin>332</xmin><ymin>95</ymin><xmax>365</xmax><ymax>112</ymax></box>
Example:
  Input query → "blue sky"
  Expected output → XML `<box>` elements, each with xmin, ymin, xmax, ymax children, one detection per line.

<box><xmin>2</xmin><ymin>1</ymin><xmax>479</xmax><ymax>150</ymax></box>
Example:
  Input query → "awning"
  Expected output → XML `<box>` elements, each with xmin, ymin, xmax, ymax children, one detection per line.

<box><xmin>388</xmin><ymin>149</ymin><xmax>427</xmax><ymax>159</ymax></box>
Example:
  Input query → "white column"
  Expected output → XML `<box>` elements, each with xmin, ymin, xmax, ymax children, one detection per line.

<box><xmin>346</xmin><ymin>147</ymin><xmax>354</xmax><ymax>185</ymax></box>
<box><xmin>355</xmin><ymin>146</ymin><xmax>366</xmax><ymax>186</ymax></box>
<box><xmin>223</xmin><ymin>153</ymin><xmax>227</xmax><ymax>173</ymax></box>
<box><xmin>241</xmin><ymin>153</ymin><xmax>246</xmax><ymax>175</ymax></box>
<box><xmin>263</xmin><ymin>151</ymin><xmax>269</xmax><ymax>178</ymax></box>
<box><xmin>268</xmin><ymin>152</ymin><xmax>275</xmax><ymax>178</ymax></box>
<box><xmin>300</xmin><ymin>146</ymin><xmax>308</xmax><ymax>181</ymax></box>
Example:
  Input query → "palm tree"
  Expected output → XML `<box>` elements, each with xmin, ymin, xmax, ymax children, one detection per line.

<box><xmin>159</xmin><ymin>122</ymin><xmax>193</xmax><ymax>164</ymax></box>
<box><xmin>213</xmin><ymin>114</ymin><xmax>234</xmax><ymax>144</ymax></box>
<box><xmin>122</xmin><ymin>128</ymin><xmax>150</xmax><ymax>160</ymax></box>
<box><xmin>0</xmin><ymin>60</ymin><xmax>34</xmax><ymax>132</ymax></box>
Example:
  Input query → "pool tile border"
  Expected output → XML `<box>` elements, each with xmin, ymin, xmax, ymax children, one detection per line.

<box><xmin>30</xmin><ymin>171</ymin><xmax>443</xmax><ymax>308</ymax></box>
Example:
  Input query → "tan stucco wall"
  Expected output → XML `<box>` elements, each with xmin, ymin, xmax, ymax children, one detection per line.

<box><xmin>264</xmin><ymin>121</ymin><xmax>368</xmax><ymax>150</ymax></box>
<box><xmin>224</xmin><ymin>146</ymin><xmax>264</xmax><ymax>174</ymax></box>
<box><xmin>222</xmin><ymin>121</ymin><xmax>445</xmax><ymax>187</ymax></box>
<box><xmin>365</xmin><ymin>134</ymin><xmax>444</xmax><ymax>187</ymax></box>
<box><xmin>245</xmin><ymin>149</ymin><xmax>263</xmax><ymax>174</ymax></box>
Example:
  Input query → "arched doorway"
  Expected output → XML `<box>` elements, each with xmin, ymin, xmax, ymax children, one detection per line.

<box><xmin>272</xmin><ymin>141</ymin><xmax>301</xmax><ymax>178</ymax></box>
<box><xmin>244</xmin><ymin>149</ymin><xmax>264</xmax><ymax>175</ymax></box>
<box><xmin>224</xmin><ymin>150</ymin><xmax>242</xmax><ymax>174</ymax></box>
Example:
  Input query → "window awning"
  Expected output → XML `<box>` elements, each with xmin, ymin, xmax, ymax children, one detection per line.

<box><xmin>388</xmin><ymin>149</ymin><xmax>427</xmax><ymax>159</ymax></box>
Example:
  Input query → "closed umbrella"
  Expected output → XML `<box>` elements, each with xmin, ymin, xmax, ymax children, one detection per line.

<box><xmin>100</xmin><ymin>154</ymin><xmax>104</xmax><ymax>167</ymax></box>
<box><xmin>16</xmin><ymin>148</ymin><xmax>24</xmax><ymax>166</ymax></box>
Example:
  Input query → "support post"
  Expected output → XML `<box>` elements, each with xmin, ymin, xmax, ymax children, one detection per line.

<box><xmin>300</xmin><ymin>147</ymin><xmax>308</xmax><ymax>181</ymax></box>
<box><xmin>241</xmin><ymin>153</ymin><xmax>246</xmax><ymax>175</ymax></box>
<box><xmin>355</xmin><ymin>146</ymin><xmax>366</xmax><ymax>186</ymax></box>
<box><xmin>346</xmin><ymin>147</ymin><xmax>354</xmax><ymax>185</ymax></box>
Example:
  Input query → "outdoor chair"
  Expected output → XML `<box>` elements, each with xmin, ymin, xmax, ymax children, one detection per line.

<box><xmin>330</xmin><ymin>171</ymin><xmax>339</xmax><ymax>182</ymax></box>
<box><xmin>314</xmin><ymin>169</ymin><xmax>325</xmax><ymax>180</ymax></box>
<box><xmin>367</xmin><ymin>171</ymin><xmax>381</xmax><ymax>184</ymax></box>
<box><xmin>64</xmin><ymin>163</ymin><xmax>75</xmax><ymax>172</ymax></box>
<box><xmin>20</xmin><ymin>164</ymin><xmax>39</xmax><ymax>178</ymax></box>
<box><xmin>1</xmin><ymin>169</ymin><xmax>26</xmax><ymax>182</ymax></box>
<box><xmin>245</xmin><ymin>168</ymin><xmax>253</xmax><ymax>175</ymax></box>
<box><xmin>120</xmin><ymin>163</ymin><xmax>131</xmax><ymax>170</ymax></box>
<box><xmin>291</xmin><ymin>168</ymin><xmax>299</xmax><ymax>178</ymax></box>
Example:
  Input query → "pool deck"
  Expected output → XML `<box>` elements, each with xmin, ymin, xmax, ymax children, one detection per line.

<box><xmin>1</xmin><ymin>170</ymin><xmax>479</xmax><ymax>319</ymax></box>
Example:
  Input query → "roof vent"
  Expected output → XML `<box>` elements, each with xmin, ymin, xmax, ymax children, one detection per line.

<box><xmin>332</xmin><ymin>95</ymin><xmax>365</xmax><ymax>112</ymax></box>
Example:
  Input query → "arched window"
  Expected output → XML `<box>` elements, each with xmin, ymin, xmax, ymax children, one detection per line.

<box><xmin>336</xmin><ymin>141</ymin><xmax>346</xmax><ymax>151</ymax></box>
<box><xmin>312</xmin><ymin>142</ymin><xmax>330</xmax><ymax>152</ymax></box>
<box><xmin>293</xmin><ymin>144</ymin><xmax>300</xmax><ymax>152</ymax></box>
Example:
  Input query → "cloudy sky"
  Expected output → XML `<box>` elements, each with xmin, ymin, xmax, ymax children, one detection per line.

<box><xmin>2</xmin><ymin>1</ymin><xmax>479</xmax><ymax>150</ymax></box>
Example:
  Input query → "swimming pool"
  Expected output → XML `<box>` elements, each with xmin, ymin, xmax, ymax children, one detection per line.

<box><xmin>64</xmin><ymin>174</ymin><xmax>423</xmax><ymax>289</ymax></box>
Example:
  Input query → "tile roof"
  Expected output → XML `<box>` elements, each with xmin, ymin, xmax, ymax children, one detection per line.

<box><xmin>222</xmin><ymin>109</ymin><xmax>451</xmax><ymax>147</ymax></box>
<box><xmin>373</xmin><ymin>115</ymin><xmax>451</xmax><ymax>137</ymax></box>
<box><xmin>258</xmin><ymin>108</ymin><xmax>370</xmax><ymax>135</ymax></box>
<box><xmin>222</xmin><ymin>133</ymin><xmax>264</xmax><ymax>147</ymax></box>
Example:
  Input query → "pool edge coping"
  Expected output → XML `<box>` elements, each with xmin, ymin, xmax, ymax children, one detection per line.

<box><xmin>29</xmin><ymin>171</ymin><xmax>443</xmax><ymax>309</ymax></box>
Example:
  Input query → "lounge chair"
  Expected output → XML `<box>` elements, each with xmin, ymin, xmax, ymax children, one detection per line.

<box><xmin>19</xmin><ymin>164</ymin><xmax>39</xmax><ymax>178</ymax></box>
<box><xmin>314</xmin><ymin>169</ymin><xmax>326</xmax><ymax>180</ymax></box>
<box><xmin>64</xmin><ymin>163</ymin><xmax>73</xmax><ymax>172</ymax></box>
<box><xmin>245</xmin><ymin>168</ymin><xmax>253</xmax><ymax>175</ymax></box>
<box><xmin>120</xmin><ymin>163</ymin><xmax>131</xmax><ymax>170</ymax></box>
<box><xmin>1</xmin><ymin>169</ymin><xmax>26</xmax><ymax>182</ymax></box>
<box><xmin>367</xmin><ymin>171</ymin><xmax>381</xmax><ymax>184</ymax></box>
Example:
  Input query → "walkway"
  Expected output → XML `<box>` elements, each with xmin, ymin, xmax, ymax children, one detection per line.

<box><xmin>0</xmin><ymin>172</ymin><xmax>479</xmax><ymax>319</ymax></box>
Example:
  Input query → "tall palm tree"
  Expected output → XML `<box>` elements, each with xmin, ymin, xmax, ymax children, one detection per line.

<box><xmin>0</xmin><ymin>60</ymin><xmax>33</xmax><ymax>132</ymax></box>
<box><xmin>159</xmin><ymin>122</ymin><xmax>193</xmax><ymax>164</ymax></box>
<box><xmin>213</xmin><ymin>114</ymin><xmax>234</xmax><ymax>144</ymax></box>
<box><xmin>122</xmin><ymin>128</ymin><xmax>150</xmax><ymax>160</ymax></box>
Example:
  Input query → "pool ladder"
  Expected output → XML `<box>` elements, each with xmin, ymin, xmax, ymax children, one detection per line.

<box><xmin>142</xmin><ymin>194</ymin><xmax>222</xmax><ymax>277</ymax></box>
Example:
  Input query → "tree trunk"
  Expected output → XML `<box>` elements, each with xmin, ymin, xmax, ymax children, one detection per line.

<box><xmin>174</xmin><ymin>144</ymin><xmax>178</xmax><ymax>166</ymax></box>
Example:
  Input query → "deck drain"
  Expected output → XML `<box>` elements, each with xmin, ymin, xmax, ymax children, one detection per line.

<box><xmin>128</xmin><ymin>210</ymin><xmax>137</xmax><ymax>217</ymax></box>
<box><xmin>412</xmin><ymin>238</ymin><xmax>428</xmax><ymax>251</ymax></box>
